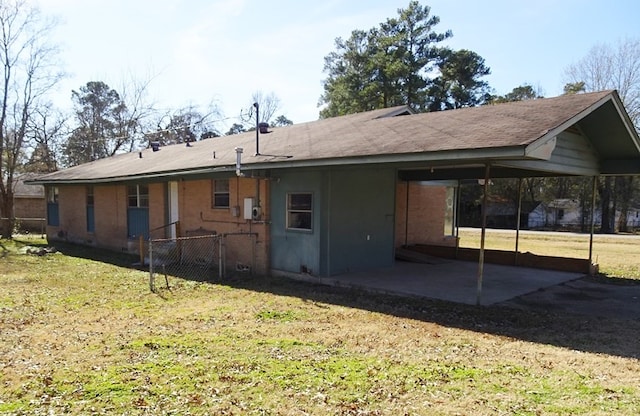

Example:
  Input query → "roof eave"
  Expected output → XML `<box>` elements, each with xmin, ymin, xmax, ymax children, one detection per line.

<box><xmin>245</xmin><ymin>146</ymin><xmax>531</xmax><ymax>170</ymax></box>
<box><xmin>26</xmin><ymin>165</ymin><xmax>239</xmax><ymax>185</ymax></box>
<box><xmin>27</xmin><ymin>146</ymin><xmax>535</xmax><ymax>184</ymax></box>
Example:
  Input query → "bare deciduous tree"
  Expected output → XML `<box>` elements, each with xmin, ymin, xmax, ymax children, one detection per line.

<box><xmin>251</xmin><ymin>91</ymin><xmax>280</xmax><ymax>124</ymax></box>
<box><xmin>116</xmin><ymin>72</ymin><xmax>158</xmax><ymax>152</ymax></box>
<box><xmin>564</xmin><ymin>37</ymin><xmax>640</xmax><ymax>233</ymax></box>
<box><xmin>564</xmin><ymin>37</ymin><xmax>640</xmax><ymax>127</ymax></box>
<box><xmin>25</xmin><ymin>103</ymin><xmax>67</xmax><ymax>172</ymax></box>
<box><xmin>145</xmin><ymin>104</ymin><xmax>221</xmax><ymax>145</ymax></box>
<box><xmin>0</xmin><ymin>0</ymin><xmax>62</xmax><ymax>238</ymax></box>
<box><xmin>239</xmin><ymin>91</ymin><xmax>291</xmax><ymax>130</ymax></box>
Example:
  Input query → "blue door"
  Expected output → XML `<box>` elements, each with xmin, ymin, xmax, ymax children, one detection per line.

<box><xmin>47</xmin><ymin>203</ymin><xmax>59</xmax><ymax>226</ymax></box>
<box><xmin>86</xmin><ymin>205</ymin><xmax>95</xmax><ymax>232</ymax></box>
<box><xmin>127</xmin><ymin>207</ymin><xmax>149</xmax><ymax>239</ymax></box>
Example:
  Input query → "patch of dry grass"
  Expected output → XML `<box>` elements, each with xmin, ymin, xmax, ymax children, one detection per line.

<box><xmin>458</xmin><ymin>228</ymin><xmax>640</xmax><ymax>279</ymax></box>
<box><xmin>1</xmin><ymin>236</ymin><xmax>639</xmax><ymax>414</ymax></box>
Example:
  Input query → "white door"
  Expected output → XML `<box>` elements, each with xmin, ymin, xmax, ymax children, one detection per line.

<box><xmin>168</xmin><ymin>181</ymin><xmax>179</xmax><ymax>238</ymax></box>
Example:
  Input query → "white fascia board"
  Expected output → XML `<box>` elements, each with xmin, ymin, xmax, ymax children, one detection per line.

<box><xmin>532</xmin><ymin>93</ymin><xmax>613</xmax><ymax>149</ymax></box>
<box><xmin>610</xmin><ymin>93</ymin><xmax>640</xmax><ymax>153</ymax></box>
<box><xmin>246</xmin><ymin>147</ymin><xmax>528</xmax><ymax>170</ymax></box>
<box><xmin>524</xmin><ymin>136</ymin><xmax>557</xmax><ymax>160</ymax></box>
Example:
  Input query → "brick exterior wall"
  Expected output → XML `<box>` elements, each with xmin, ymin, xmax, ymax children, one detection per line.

<box><xmin>46</xmin><ymin>177</ymin><xmax>271</xmax><ymax>275</ymax></box>
<box><xmin>50</xmin><ymin>185</ymin><xmax>88</xmax><ymax>244</ymax></box>
<box><xmin>13</xmin><ymin>197</ymin><xmax>45</xmax><ymax>232</ymax></box>
<box><xmin>46</xmin><ymin>177</ymin><xmax>454</xmax><ymax>274</ymax></box>
<box><xmin>395</xmin><ymin>181</ymin><xmax>457</xmax><ymax>248</ymax></box>
<box><xmin>177</xmin><ymin>178</ymin><xmax>270</xmax><ymax>275</ymax></box>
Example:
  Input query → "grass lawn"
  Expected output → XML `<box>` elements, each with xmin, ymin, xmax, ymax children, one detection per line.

<box><xmin>1</xmin><ymin>235</ymin><xmax>639</xmax><ymax>415</ymax></box>
<box><xmin>457</xmin><ymin>228</ymin><xmax>640</xmax><ymax>279</ymax></box>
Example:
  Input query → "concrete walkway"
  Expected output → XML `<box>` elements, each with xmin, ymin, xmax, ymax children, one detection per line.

<box><xmin>319</xmin><ymin>258</ymin><xmax>584</xmax><ymax>306</ymax></box>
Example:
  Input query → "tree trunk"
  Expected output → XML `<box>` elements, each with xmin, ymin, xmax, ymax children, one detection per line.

<box><xmin>600</xmin><ymin>177</ymin><xmax>612</xmax><ymax>233</ymax></box>
<box><xmin>0</xmin><ymin>188</ymin><xmax>14</xmax><ymax>239</ymax></box>
<box><xmin>611</xmin><ymin>178</ymin><xmax>619</xmax><ymax>232</ymax></box>
<box><xmin>616</xmin><ymin>176</ymin><xmax>634</xmax><ymax>233</ymax></box>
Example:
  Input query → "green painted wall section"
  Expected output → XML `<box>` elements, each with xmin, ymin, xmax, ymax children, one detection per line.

<box><xmin>326</xmin><ymin>167</ymin><xmax>396</xmax><ymax>275</ymax></box>
<box><xmin>270</xmin><ymin>166</ymin><xmax>396</xmax><ymax>277</ymax></box>
<box><xmin>270</xmin><ymin>169</ymin><xmax>324</xmax><ymax>275</ymax></box>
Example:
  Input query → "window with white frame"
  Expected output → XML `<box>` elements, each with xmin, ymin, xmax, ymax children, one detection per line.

<box><xmin>47</xmin><ymin>186</ymin><xmax>59</xmax><ymax>204</ymax></box>
<box><xmin>128</xmin><ymin>185</ymin><xmax>149</xmax><ymax>207</ymax></box>
<box><xmin>287</xmin><ymin>193</ymin><xmax>312</xmax><ymax>231</ymax></box>
<box><xmin>212</xmin><ymin>179</ymin><xmax>230</xmax><ymax>208</ymax></box>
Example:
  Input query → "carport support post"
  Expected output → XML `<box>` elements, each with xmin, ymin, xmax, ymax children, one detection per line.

<box><xmin>588</xmin><ymin>176</ymin><xmax>598</xmax><ymax>273</ymax></box>
<box><xmin>515</xmin><ymin>178</ymin><xmax>523</xmax><ymax>265</ymax></box>
<box><xmin>455</xmin><ymin>179</ymin><xmax>461</xmax><ymax>258</ymax></box>
<box><xmin>477</xmin><ymin>164</ymin><xmax>491</xmax><ymax>306</ymax></box>
<box><xmin>404</xmin><ymin>180</ymin><xmax>410</xmax><ymax>246</ymax></box>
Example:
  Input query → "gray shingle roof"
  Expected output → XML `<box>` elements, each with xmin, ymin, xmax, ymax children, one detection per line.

<box><xmin>13</xmin><ymin>173</ymin><xmax>44</xmax><ymax>197</ymax></box>
<box><xmin>29</xmin><ymin>90</ymin><xmax>637</xmax><ymax>184</ymax></box>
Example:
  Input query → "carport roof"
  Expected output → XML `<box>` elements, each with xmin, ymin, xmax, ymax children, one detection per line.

<box><xmin>30</xmin><ymin>90</ymin><xmax>640</xmax><ymax>184</ymax></box>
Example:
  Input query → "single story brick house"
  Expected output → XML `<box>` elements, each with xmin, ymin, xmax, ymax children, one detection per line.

<box><xmin>2</xmin><ymin>173</ymin><xmax>45</xmax><ymax>233</ymax></box>
<box><xmin>30</xmin><ymin>90</ymin><xmax>640</xmax><ymax>277</ymax></box>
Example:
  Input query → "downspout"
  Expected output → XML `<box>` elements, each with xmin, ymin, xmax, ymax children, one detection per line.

<box><xmin>477</xmin><ymin>164</ymin><xmax>491</xmax><ymax>306</ymax></box>
<box><xmin>253</xmin><ymin>177</ymin><xmax>261</xmax><ymax>275</ymax></box>
<box><xmin>264</xmin><ymin>177</ymin><xmax>271</xmax><ymax>275</ymax></box>
<box><xmin>256</xmin><ymin>177</ymin><xmax>261</xmax><ymax>213</ymax></box>
<box><xmin>515</xmin><ymin>178</ymin><xmax>523</xmax><ymax>265</ymax></box>
<box><xmin>588</xmin><ymin>176</ymin><xmax>598</xmax><ymax>274</ymax></box>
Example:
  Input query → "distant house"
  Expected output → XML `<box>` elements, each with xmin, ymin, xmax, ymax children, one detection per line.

<box><xmin>529</xmin><ymin>199</ymin><xmax>640</xmax><ymax>230</ymax></box>
<box><xmin>529</xmin><ymin>199</ymin><xmax>583</xmax><ymax>229</ymax></box>
<box><xmin>29</xmin><ymin>91</ymin><xmax>640</xmax><ymax>277</ymax></box>
<box><xmin>461</xmin><ymin>194</ymin><xmax>540</xmax><ymax>229</ymax></box>
<box><xmin>3</xmin><ymin>173</ymin><xmax>45</xmax><ymax>233</ymax></box>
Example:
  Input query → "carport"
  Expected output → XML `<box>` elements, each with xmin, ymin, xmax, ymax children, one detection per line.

<box><xmin>317</xmin><ymin>258</ymin><xmax>583</xmax><ymax>306</ymax></box>
<box><xmin>389</xmin><ymin>90</ymin><xmax>640</xmax><ymax>305</ymax></box>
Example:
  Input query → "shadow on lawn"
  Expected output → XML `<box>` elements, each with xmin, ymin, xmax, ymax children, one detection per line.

<box><xmin>215</xmin><ymin>272</ymin><xmax>640</xmax><ymax>360</ymax></box>
<box><xmin>50</xmin><ymin>240</ymin><xmax>140</xmax><ymax>268</ymax></box>
<box><xmin>53</xmin><ymin>241</ymin><xmax>640</xmax><ymax>360</ymax></box>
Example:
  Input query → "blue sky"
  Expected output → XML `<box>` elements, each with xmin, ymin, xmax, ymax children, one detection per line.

<box><xmin>39</xmin><ymin>0</ymin><xmax>640</xmax><ymax>130</ymax></box>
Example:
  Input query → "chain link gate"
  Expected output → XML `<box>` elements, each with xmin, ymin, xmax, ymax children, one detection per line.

<box><xmin>148</xmin><ymin>234</ymin><xmax>221</xmax><ymax>292</ymax></box>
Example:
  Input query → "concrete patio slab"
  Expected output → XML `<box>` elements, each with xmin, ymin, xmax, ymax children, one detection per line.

<box><xmin>317</xmin><ymin>259</ymin><xmax>584</xmax><ymax>306</ymax></box>
<box><xmin>503</xmin><ymin>278</ymin><xmax>640</xmax><ymax>319</ymax></box>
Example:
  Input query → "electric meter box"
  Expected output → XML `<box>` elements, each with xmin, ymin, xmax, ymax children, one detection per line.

<box><xmin>243</xmin><ymin>198</ymin><xmax>254</xmax><ymax>220</ymax></box>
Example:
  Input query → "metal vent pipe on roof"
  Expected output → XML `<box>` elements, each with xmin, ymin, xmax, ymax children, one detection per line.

<box><xmin>253</xmin><ymin>102</ymin><xmax>260</xmax><ymax>155</ymax></box>
<box><xmin>235</xmin><ymin>147</ymin><xmax>244</xmax><ymax>176</ymax></box>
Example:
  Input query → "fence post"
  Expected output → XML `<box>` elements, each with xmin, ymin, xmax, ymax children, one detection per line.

<box><xmin>139</xmin><ymin>235</ymin><xmax>144</xmax><ymax>266</ymax></box>
<box><xmin>176</xmin><ymin>221</ymin><xmax>182</xmax><ymax>264</ymax></box>
<box><xmin>149</xmin><ymin>238</ymin><xmax>155</xmax><ymax>292</ymax></box>
<box><xmin>218</xmin><ymin>235</ymin><xmax>223</xmax><ymax>278</ymax></box>
<box><xmin>251</xmin><ymin>234</ymin><xmax>256</xmax><ymax>276</ymax></box>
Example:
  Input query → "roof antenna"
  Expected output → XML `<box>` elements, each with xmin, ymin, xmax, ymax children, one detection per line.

<box><xmin>253</xmin><ymin>102</ymin><xmax>260</xmax><ymax>156</ymax></box>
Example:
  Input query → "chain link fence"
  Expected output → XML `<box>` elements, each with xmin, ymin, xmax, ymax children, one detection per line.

<box><xmin>148</xmin><ymin>234</ymin><xmax>221</xmax><ymax>292</ymax></box>
<box><xmin>148</xmin><ymin>232</ymin><xmax>258</xmax><ymax>292</ymax></box>
<box><xmin>1</xmin><ymin>217</ymin><xmax>46</xmax><ymax>236</ymax></box>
